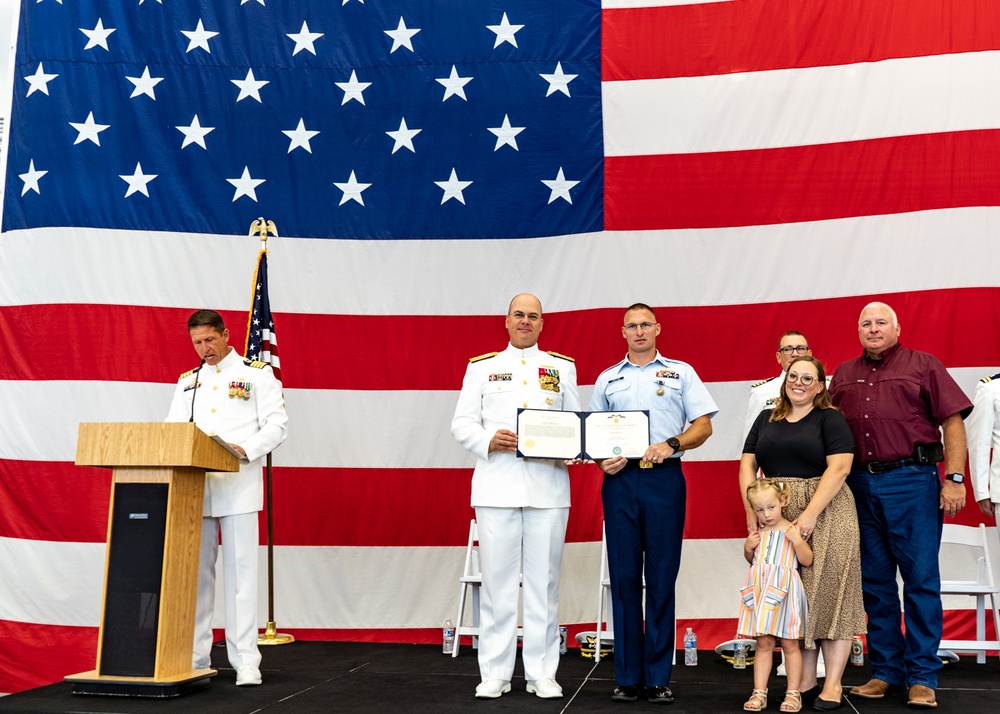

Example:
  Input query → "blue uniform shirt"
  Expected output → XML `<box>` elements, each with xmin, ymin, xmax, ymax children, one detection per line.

<box><xmin>588</xmin><ymin>351</ymin><xmax>718</xmax><ymax>447</ymax></box>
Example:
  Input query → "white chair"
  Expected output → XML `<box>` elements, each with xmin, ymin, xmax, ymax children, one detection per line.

<box><xmin>938</xmin><ymin>523</ymin><xmax>1000</xmax><ymax>664</ymax></box>
<box><xmin>452</xmin><ymin>519</ymin><xmax>522</xmax><ymax>657</ymax></box>
<box><xmin>595</xmin><ymin>523</ymin><xmax>615</xmax><ymax>662</ymax></box>
<box><xmin>596</xmin><ymin>523</ymin><xmax>669</xmax><ymax>664</ymax></box>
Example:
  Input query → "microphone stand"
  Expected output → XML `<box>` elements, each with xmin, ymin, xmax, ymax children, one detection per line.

<box><xmin>189</xmin><ymin>359</ymin><xmax>206</xmax><ymax>422</ymax></box>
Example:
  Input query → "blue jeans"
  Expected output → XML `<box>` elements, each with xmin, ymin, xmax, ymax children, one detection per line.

<box><xmin>846</xmin><ymin>464</ymin><xmax>943</xmax><ymax>688</ymax></box>
<box><xmin>602</xmin><ymin>460</ymin><xmax>685</xmax><ymax>688</ymax></box>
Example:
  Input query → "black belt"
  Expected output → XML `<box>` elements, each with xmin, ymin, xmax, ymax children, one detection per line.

<box><xmin>864</xmin><ymin>458</ymin><xmax>916</xmax><ymax>474</ymax></box>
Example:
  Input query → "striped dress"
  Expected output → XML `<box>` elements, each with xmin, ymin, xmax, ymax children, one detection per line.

<box><xmin>737</xmin><ymin>529</ymin><xmax>807</xmax><ymax>639</ymax></box>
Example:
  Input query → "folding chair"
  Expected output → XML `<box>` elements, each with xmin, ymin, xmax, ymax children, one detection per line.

<box><xmin>938</xmin><ymin>523</ymin><xmax>1000</xmax><ymax>663</ymax></box>
<box><xmin>452</xmin><ymin>519</ymin><xmax>522</xmax><ymax>656</ymax></box>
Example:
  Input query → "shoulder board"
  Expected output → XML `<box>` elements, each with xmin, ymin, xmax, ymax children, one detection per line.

<box><xmin>546</xmin><ymin>350</ymin><xmax>574</xmax><ymax>362</ymax></box>
<box><xmin>243</xmin><ymin>359</ymin><xmax>267</xmax><ymax>369</ymax></box>
<box><xmin>981</xmin><ymin>372</ymin><xmax>1000</xmax><ymax>384</ymax></box>
<box><xmin>751</xmin><ymin>376</ymin><xmax>778</xmax><ymax>388</ymax></box>
<box><xmin>469</xmin><ymin>352</ymin><xmax>498</xmax><ymax>363</ymax></box>
<box><xmin>180</xmin><ymin>367</ymin><xmax>198</xmax><ymax>378</ymax></box>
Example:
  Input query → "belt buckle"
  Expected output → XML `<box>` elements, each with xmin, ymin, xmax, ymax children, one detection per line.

<box><xmin>867</xmin><ymin>462</ymin><xmax>881</xmax><ymax>475</ymax></box>
<box><xmin>639</xmin><ymin>460</ymin><xmax>653</xmax><ymax>469</ymax></box>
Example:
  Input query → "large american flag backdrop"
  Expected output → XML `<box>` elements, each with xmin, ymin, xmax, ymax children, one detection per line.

<box><xmin>1</xmin><ymin>0</ymin><xmax>998</xmax><ymax>693</ymax></box>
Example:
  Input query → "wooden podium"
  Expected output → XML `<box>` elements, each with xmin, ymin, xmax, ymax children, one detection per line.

<box><xmin>65</xmin><ymin>422</ymin><xmax>239</xmax><ymax>697</ymax></box>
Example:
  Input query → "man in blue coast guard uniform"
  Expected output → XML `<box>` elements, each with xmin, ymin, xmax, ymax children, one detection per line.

<box><xmin>166</xmin><ymin>310</ymin><xmax>288</xmax><ymax>687</ymax></box>
<box><xmin>589</xmin><ymin>303</ymin><xmax>717</xmax><ymax>704</ymax></box>
<box><xmin>451</xmin><ymin>293</ymin><xmax>580</xmax><ymax>700</ymax></box>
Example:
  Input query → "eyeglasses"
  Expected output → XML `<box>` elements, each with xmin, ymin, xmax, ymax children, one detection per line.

<box><xmin>778</xmin><ymin>345</ymin><xmax>810</xmax><ymax>355</ymax></box>
<box><xmin>509</xmin><ymin>311</ymin><xmax>541</xmax><ymax>322</ymax></box>
<box><xmin>624</xmin><ymin>322</ymin><xmax>656</xmax><ymax>332</ymax></box>
<box><xmin>785</xmin><ymin>372</ymin><xmax>817</xmax><ymax>386</ymax></box>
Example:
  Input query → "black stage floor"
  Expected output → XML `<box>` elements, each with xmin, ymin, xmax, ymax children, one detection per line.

<box><xmin>1</xmin><ymin>641</ymin><xmax>997</xmax><ymax>713</ymax></box>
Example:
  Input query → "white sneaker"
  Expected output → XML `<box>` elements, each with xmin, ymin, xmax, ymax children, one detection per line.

<box><xmin>527</xmin><ymin>678</ymin><xmax>563</xmax><ymax>699</ymax></box>
<box><xmin>475</xmin><ymin>680</ymin><xmax>511</xmax><ymax>699</ymax></box>
<box><xmin>236</xmin><ymin>665</ymin><xmax>262</xmax><ymax>686</ymax></box>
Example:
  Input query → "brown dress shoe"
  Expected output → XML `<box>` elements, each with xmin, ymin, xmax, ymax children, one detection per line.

<box><xmin>907</xmin><ymin>685</ymin><xmax>937</xmax><ymax>708</ymax></box>
<box><xmin>850</xmin><ymin>679</ymin><xmax>892</xmax><ymax>699</ymax></box>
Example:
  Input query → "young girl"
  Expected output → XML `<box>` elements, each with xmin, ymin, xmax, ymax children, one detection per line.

<box><xmin>738</xmin><ymin>478</ymin><xmax>813</xmax><ymax>713</ymax></box>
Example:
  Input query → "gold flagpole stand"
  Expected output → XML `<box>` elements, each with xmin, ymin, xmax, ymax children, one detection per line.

<box><xmin>249</xmin><ymin>218</ymin><xmax>294</xmax><ymax>647</ymax></box>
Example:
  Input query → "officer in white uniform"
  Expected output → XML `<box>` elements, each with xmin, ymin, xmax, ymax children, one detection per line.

<box><xmin>451</xmin><ymin>294</ymin><xmax>579</xmax><ymax>701</ymax></box>
<box><xmin>743</xmin><ymin>331</ymin><xmax>813</xmax><ymax>441</ymax></box>
<box><xmin>166</xmin><ymin>310</ymin><xmax>288</xmax><ymax>687</ymax></box>
<box><xmin>968</xmin><ymin>372</ymin><xmax>1000</xmax><ymax>518</ymax></box>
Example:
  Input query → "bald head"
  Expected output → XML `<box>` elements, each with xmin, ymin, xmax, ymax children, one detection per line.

<box><xmin>506</xmin><ymin>293</ymin><xmax>544</xmax><ymax>349</ymax></box>
<box><xmin>859</xmin><ymin>302</ymin><xmax>898</xmax><ymax>327</ymax></box>
<box><xmin>858</xmin><ymin>302</ymin><xmax>900</xmax><ymax>358</ymax></box>
<box><xmin>508</xmin><ymin>293</ymin><xmax>542</xmax><ymax>316</ymax></box>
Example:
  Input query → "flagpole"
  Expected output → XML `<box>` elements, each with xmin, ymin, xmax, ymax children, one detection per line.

<box><xmin>248</xmin><ymin>218</ymin><xmax>294</xmax><ymax>646</ymax></box>
<box><xmin>259</xmin><ymin>451</ymin><xmax>293</xmax><ymax>644</ymax></box>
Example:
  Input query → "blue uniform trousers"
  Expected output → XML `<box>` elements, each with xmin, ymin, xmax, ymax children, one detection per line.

<box><xmin>602</xmin><ymin>459</ymin><xmax>685</xmax><ymax>688</ymax></box>
<box><xmin>846</xmin><ymin>464</ymin><xmax>943</xmax><ymax>689</ymax></box>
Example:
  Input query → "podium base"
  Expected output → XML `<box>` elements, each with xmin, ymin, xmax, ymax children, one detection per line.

<box><xmin>65</xmin><ymin>668</ymin><xmax>216</xmax><ymax>697</ymax></box>
<box><xmin>259</xmin><ymin>621</ymin><xmax>295</xmax><ymax>646</ymax></box>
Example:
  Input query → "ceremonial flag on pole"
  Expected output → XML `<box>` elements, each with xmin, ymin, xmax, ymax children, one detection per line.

<box><xmin>245</xmin><ymin>249</ymin><xmax>280</xmax><ymax>380</ymax></box>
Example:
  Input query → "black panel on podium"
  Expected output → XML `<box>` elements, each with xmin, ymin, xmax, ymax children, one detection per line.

<box><xmin>100</xmin><ymin>483</ymin><xmax>168</xmax><ymax>677</ymax></box>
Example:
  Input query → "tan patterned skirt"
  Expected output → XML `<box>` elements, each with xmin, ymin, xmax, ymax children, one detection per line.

<box><xmin>783</xmin><ymin>477</ymin><xmax>867</xmax><ymax>649</ymax></box>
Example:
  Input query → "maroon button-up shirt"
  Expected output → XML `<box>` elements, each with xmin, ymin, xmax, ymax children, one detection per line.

<box><xmin>829</xmin><ymin>342</ymin><xmax>972</xmax><ymax>464</ymax></box>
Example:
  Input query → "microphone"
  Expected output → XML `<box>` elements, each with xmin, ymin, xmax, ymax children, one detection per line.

<box><xmin>189</xmin><ymin>358</ymin><xmax>206</xmax><ymax>423</ymax></box>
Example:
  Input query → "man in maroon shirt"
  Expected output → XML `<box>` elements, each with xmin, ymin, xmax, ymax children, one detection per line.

<box><xmin>829</xmin><ymin>302</ymin><xmax>972</xmax><ymax>709</ymax></box>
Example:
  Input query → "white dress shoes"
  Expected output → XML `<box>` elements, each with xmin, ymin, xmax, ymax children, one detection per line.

<box><xmin>236</xmin><ymin>664</ymin><xmax>262</xmax><ymax>686</ymax></box>
<box><xmin>475</xmin><ymin>679</ymin><xmax>511</xmax><ymax>699</ymax></box>
<box><xmin>527</xmin><ymin>678</ymin><xmax>563</xmax><ymax>699</ymax></box>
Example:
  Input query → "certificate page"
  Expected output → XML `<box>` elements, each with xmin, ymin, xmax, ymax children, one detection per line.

<box><xmin>584</xmin><ymin>411</ymin><xmax>649</xmax><ymax>460</ymax></box>
<box><xmin>210</xmin><ymin>434</ymin><xmax>247</xmax><ymax>461</ymax></box>
<box><xmin>516</xmin><ymin>409</ymin><xmax>582</xmax><ymax>460</ymax></box>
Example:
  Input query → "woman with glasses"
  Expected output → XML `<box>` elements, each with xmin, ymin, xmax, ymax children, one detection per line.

<box><xmin>740</xmin><ymin>356</ymin><xmax>866</xmax><ymax>711</ymax></box>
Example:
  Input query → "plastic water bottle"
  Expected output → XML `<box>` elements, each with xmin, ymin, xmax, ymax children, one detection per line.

<box><xmin>442</xmin><ymin>619</ymin><xmax>455</xmax><ymax>654</ymax></box>
<box><xmin>683</xmin><ymin>627</ymin><xmax>697</xmax><ymax>666</ymax></box>
<box><xmin>733</xmin><ymin>641</ymin><xmax>747</xmax><ymax>669</ymax></box>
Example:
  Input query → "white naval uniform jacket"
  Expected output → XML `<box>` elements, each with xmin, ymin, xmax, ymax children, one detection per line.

<box><xmin>451</xmin><ymin>343</ymin><xmax>580</xmax><ymax>509</ymax></box>
<box><xmin>166</xmin><ymin>348</ymin><xmax>288</xmax><ymax>517</ymax></box>
<box><xmin>743</xmin><ymin>375</ymin><xmax>782</xmax><ymax>442</ymax></box>
<box><xmin>968</xmin><ymin>373</ymin><xmax>1000</xmax><ymax>504</ymax></box>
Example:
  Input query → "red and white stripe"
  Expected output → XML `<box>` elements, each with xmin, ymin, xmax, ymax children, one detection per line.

<box><xmin>2</xmin><ymin>0</ymin><xmax>999</xmax><ymax>693</ymax></box>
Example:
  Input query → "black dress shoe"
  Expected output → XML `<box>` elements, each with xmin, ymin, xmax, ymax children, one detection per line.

<box><xmin>611</xmin><ymin>684</ymin><xmax>641</xmax><ymax>702</ymax></box>
<box><xmin>813</xmin><ymin>697</ymin><xmax>842</xmax><ymax>711</ymax></box>
<box><xmin>646</xmin><ymin>686</ymin><xmax>674</xmax><ymax>704</ymax></box>
<box><xmin>801</xmin><ymin>685</ymin><xmax>822</xmax><ymax>707</ymax></box>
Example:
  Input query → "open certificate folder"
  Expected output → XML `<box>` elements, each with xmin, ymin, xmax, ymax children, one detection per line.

<box><xmin>516</xmin><ymin>409</ymin><xmax>650</xmax><ymax>460</ymax></box>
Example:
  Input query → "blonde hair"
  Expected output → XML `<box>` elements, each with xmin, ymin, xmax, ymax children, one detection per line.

<box><xmin>746</xmin><ymin>477</ymin><xmax>789</xmax><ymax>508</ymax></box>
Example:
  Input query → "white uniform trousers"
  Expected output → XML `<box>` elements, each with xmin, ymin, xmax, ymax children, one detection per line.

<box><xmin>474</xmin><ymin>506</ymin><xmax>568</xmax><ymax>683</ymax></box>
<box><xmin>192</xmin><ymin>512</ymin><xmax>262</xmax><ymax>671</ymax></box>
